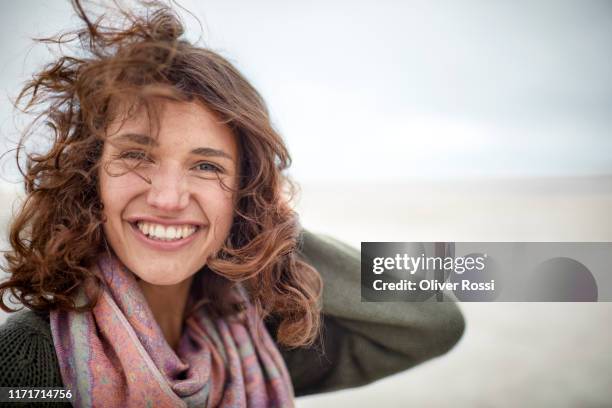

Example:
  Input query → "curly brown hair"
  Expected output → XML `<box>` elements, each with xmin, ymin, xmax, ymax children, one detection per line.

<box><xmin>0</xmin><ymin>0</ymin><xmax>322</xmax><ymax>348</ymax></box>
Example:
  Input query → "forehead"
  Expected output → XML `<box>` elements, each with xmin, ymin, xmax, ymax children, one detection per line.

<box><xmin>106</xmin><ymin>99</ymin><xmax>237</xmax><ymax>156</ymax></box>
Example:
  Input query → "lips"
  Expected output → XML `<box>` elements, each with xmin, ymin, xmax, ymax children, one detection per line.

<box><xmin>128</xmin><ymin>220</ymin><xmax>202</xmax><ymax>251</ymax></box>
<box><xmin>135</xmin><ymin>221</ymin><xmax>198</xmax><ymax>240</ymax></box>
<box><xmin>125</xmin><ymin>215</ymin><xmax>205</xmax><ymax>227</ymax></box>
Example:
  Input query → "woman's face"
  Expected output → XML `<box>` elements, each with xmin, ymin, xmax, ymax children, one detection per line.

<box><xmin>99</xmin><ymin>100</ymin><xmax>238</xmax><ymax>286</ymax></box>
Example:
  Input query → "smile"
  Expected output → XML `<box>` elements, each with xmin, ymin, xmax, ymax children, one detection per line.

<box><xmin>128</xmin><ymin>220</ymin><xmax>202</xmax><ymax>251</ymax></box>
<box><xmin>136</xmin><ymin>221</ymin><xmax>197</xmax><ymax>241</ymax></box>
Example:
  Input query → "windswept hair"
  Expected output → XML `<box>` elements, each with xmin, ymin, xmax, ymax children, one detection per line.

<box><xmin>0</xmin><ymin>0</ymin><xmax>322</xmax><ymax>347</ymax></box>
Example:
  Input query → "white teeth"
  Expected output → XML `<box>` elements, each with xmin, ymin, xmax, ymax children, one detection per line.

<box><xmin>135</xmin><ymin>222</ymin><xmax>197</xmax><ymax>241</ymax></box>
<box><xmin>167</xmin><ymin>226</ymin><xmax>176</xmax><ymax>239</ymax></box>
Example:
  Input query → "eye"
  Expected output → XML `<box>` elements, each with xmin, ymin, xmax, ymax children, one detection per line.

<box><xmin>193</xmin><ymin>162</ymin><xmax>223</xmax><ymax>173</ymax></box>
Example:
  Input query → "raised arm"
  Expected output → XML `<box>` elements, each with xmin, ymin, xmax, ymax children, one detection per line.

<box><xmin>278</xmin><ymin>230</ymin><xmax>465</xmax><ymax>396</ymax></box>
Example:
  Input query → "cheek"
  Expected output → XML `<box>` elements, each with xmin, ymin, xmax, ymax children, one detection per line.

<box><xmin>99</xmin><ymin>177</ymin><xmax>123</xmax><ymax>245</ymax></box>
<box><xmin>98</xmin><ymin>171</ymin><xmax>144</xmax><ymax>234</ymax></box>
<box><xmin>98</xmin><ymin>173</ymin><xmax>116</xmax><ymax>220</ymax></box>
<box><xmin>196</xmin><ymin>186</ymin><xmax>235</xmax><ymax>239</ymax></box>
<box><xmin>99</xmin><ymin>167</ymin><xmax>143</xmax><ymax>205</ymax></box>
<box><xmin>214</xmin><ymin>194</ymin><xmax>236</xmax><ymax>235</ymax></box>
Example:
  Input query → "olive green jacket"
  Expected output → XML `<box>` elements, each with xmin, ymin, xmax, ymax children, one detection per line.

<box><xmin>0</xmin><ymin>231</ymin><xmax>465</xmax><ymax>397</ymax></box>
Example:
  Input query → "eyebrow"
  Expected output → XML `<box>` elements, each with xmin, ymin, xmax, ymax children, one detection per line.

<box><xmin>191</xmin><ymin>147</ymin><xmax>234</xmax><ymax>161</ymax></box>
<box><xmin>114</xmin><ymin>133</ymin><xmax>234</xmax><ymax>161</ymax></box>
<box><xmin>115</xmin><ymin>133</ymin><xmax>158</xmax><ymax>146</ymax></box>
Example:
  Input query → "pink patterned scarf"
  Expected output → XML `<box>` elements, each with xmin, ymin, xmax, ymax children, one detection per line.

<box><xmin>49</xmin><ymin>254</ymin><xmax>295</xmax><ymax>407</ymax></box>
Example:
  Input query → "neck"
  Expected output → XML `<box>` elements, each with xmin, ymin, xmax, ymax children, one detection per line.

<box><xmin>138</xmin><ymin>277</ymin><xmax>194</xmax><ymax>350</ymax></box>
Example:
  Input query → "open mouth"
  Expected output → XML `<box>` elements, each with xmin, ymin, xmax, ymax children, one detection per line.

<box><xmin>129</xmin><ymin>221</ymin><xmax>201</xmax><ymax>243</ymax></box>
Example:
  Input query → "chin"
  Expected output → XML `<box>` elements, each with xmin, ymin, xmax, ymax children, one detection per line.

<box><xmin>131</xmin><ymin>267</ymin><xmax>194</xmax><ymax>286</ymax></box>
<box><xmin>140</xmin><ymin>276</ymin><xmax>190</xmax><ymax>286</ymax></box>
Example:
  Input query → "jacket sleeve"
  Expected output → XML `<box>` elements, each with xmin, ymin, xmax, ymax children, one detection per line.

<box><xmin>279</xmin><ymin>230</ymin><xmax>465</xmax><ymax>397</ymax></box>
<box><xmin>0</xmin><ymin>311</ymin><xmax>64</xmax><ymax>387</ymax></box>
<box><xmin>0</xmin><ymin>311</ymin><xmax>71</xmax><ymax>408</ymax></box>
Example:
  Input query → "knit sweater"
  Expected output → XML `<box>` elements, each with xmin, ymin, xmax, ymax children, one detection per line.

<box><xmin>0</xmin><ymin>231</ymin><xmax>465</xmax><ymax>402</ymax></box>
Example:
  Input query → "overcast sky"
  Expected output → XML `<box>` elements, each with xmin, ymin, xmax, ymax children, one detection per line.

<box><xmin>1</xmin><ymin>0</ymin><xmax>611</xmax><ymax>183</ymax></box>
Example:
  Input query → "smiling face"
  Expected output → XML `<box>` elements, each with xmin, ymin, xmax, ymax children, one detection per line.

<box><xmin>99</xmin><ymin>100</ymin><xmax>238</xmax><ymax>286</ymax></box>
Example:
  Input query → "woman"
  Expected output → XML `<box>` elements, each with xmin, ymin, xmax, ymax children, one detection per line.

<box><xmin>0</xmin><ymin>1</ymin><xmax>464</xmax><ymax>406</ymax></box>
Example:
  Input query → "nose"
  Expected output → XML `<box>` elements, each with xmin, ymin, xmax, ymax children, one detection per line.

<box><xmin>146</xmin><ymin>164</ymin><xmax>190</xmax><ymax>211</ymax></box>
